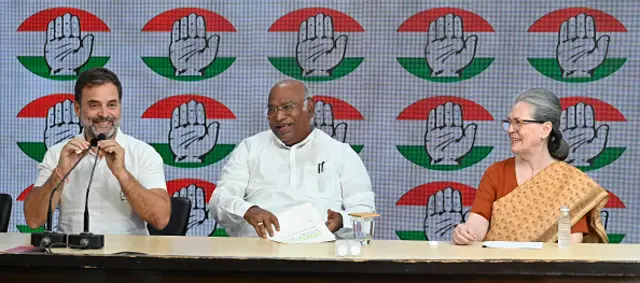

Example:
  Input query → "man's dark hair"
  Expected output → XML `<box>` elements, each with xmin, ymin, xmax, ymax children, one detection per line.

<box><xmin>74</xmin><ymin>67</ymin><xmax>122</xmax><ymax>103</ymax></box>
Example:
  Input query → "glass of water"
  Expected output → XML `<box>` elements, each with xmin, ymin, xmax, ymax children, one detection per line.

<box><xmin>350</xmin><ymin>212</ymin><xmax>380</xmax><ymax>245</ymax></box>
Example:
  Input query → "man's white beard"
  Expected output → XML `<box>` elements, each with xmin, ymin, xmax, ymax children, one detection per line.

<box><xmin>82</xmin><ymin>119</ymin><xmax>120</xmax><ymax>140</ymax></box>
<box><xmin>88</xmin><ymin>125</ymin><xmax>118</xmax><ymax>140</ymax></box>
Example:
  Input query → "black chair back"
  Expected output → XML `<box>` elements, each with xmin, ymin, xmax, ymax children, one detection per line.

<box><xmin>147</xmin><ymin>197</ymin><xmax>191</xmax><ymax>236</ymax></box>
<box><xmin>0</xmin><ymin>193</ymin><xmax>12</xmax><ymax>232</ymax></box>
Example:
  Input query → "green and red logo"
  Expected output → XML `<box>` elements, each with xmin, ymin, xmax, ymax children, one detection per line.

<box><xmin>267</xmin><ymin>7</ymin><xmax>364</xmax><ymax>82</ymax></box>
<box><xmin>559</xmin><ymin>97</ymin><xmax>626</xmax><ymax>171</ymax></box>
<box><xmin>395</xmin><ymin>182</ymin><xmax>476</xmax><ymax>241</ymax></box>
<box><xmin>166</xmin><ymin>178</ymin><xmax>227</xmax><ymax>237</ymax></box>
<box><xmin>17</xmin><ymin>7</ymin><xmax>110</xmax><ymax>80</ymax></box>
<box><xmin>17</xmin><ymin>94</ymin><xmax>80</xmax><ymax>162</ymax></box>
<box><xmin>397</xmin><ymin>8</ymin><xmax>494</xmax><ymax>82</ymax></box>
<box><xmin>142</xmin><ymin>95</ymin><xmax>236</xmax><ymax>168</ymax></box>
<box><xmin>313</xmin><ymin>95</ymin><xmax>364</xmax><ymax>153</ymax></box>
<box><xmin>141</xmin><ymin>8</ymin><xmax>236</xmax><ymax>81</ymax></box>
<box><xmin>396</xmin><ymin>96</ymin><xmax>493</xmax><ymax>170</ymax></box>
<box><xmin>527</xmin><ymin>7</ymin><xmax>626</xmax><ymax>83</ymax></box>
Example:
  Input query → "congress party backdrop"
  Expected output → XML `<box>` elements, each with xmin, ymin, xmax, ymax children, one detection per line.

<box><xmin>0</xmin><ymin>1</ymin><xmax>638</xmax><ymax>243</ymax></box>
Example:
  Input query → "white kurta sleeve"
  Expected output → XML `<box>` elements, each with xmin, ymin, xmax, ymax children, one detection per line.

<box><xmin>208</xmin><ymin>139</ymin><xmax>256</xmax><ymax>230</ymax></box>
<box><xmin>335</xmin><ymin>144</ymin><xmax>375</xmax><ymax>233</ymax></box>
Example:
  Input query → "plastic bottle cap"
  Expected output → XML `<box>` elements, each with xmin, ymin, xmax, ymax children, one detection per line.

<box><xmin>337</xmin><ymin>245</ymin><xmax>347</xmax><ymax>256</ymax></box>
<box><xmin>349</xmin><ymin>243</ymin><xmax>361</xmax><ymax>256</ymax></box>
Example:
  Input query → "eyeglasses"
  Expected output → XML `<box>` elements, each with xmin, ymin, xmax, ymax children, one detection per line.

<box><xmin>264</xmin><ymin>98</ymin><xmax>309</xmax><ymax>117</ymax></box>
<box><xmin>501</xmin><ymin>118</ymin><xmax>546</xmax><ymax>131</ymax></box>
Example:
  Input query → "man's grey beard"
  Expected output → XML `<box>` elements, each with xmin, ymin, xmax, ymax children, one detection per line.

<box><xmin>82</xmin><ymin>118</ymin><xmax>120</xmax><ymax>140</ymax></box>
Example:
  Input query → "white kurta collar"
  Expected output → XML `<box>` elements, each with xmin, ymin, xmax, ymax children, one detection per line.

<box><xmin>272</xmin><ymin>128</ymin><xmax>316</xmax><ymax>149</ymax></box>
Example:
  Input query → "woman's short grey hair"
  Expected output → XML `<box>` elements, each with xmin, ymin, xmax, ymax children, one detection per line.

<box><xmin>515</xmin><ymin>88</ymin><xmax>569</xmax><ymax>160</ymax></box>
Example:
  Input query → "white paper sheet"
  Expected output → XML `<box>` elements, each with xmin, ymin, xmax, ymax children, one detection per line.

<box><xmin>267</xmin><ymin>203</ymin><xmax>336</xmax><ymax>244</ymax></box>
<box><xmin>482</xmin><ymin>241</ymin><xmax>544</xmax><ymax>249</ymax></box>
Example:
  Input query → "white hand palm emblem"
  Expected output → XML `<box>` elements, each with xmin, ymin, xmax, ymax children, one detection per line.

<box><xmin>170</xmin><ymin>13</ymin><xmax>220</xmax><ymax>76</ymax></box>
<box><xmin>174</xmin><ymin>184</ymin><xmax>209</xmax><ymax>233</ymax></box>
<box><xmin>313</xmin><ymin>100</ymin><xmax>347</xmax><ymax>143</ymax></box>
<box><xmin>424</xmin><ymin>187</ymin><xmax>466</xmax><ymax>241</ymax></box>
<box><xmin>44</xmin><ymin>99</ymin><xmax>82</xmax><ymax>149</ymax></box>
<box><xmin>169</xmin><ymin>100</ymin><xmax>220</xmax><ymax>163</ymax></box>
<box><xmin>425</xmin><ymin>14</ymin><xmax>477</xmax><ymax>77</ymax></box>
<box><xmin>424</xmin><ymin>102</ymin><xmax>477</xmax><ymax>165</ymax></box>
<box><xmin>561</xmin><ymin>102</ymin><xmax>609</xmax><ymax>166</ymax></box>
<box><xmin>296</xmin><ymin>14</ymin><xmax>348</xmax><ymax>77</ymax></box>
<box><xmin>556</xmin><ymin>14</ymin><xmax>610</xmax><ymax>78</ymax></box>
<box><xmin>44</xmin><ymin>13</ymin><xmax>94</xmax><ymax>76</ymax></box>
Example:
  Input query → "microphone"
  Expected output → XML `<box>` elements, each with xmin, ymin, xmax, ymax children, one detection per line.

<box><xmin>30</xmin><ymin>137</ymin><xmax>99</xmax><ymax>248</ymax></box>
<box><xmin>68</xmin><ymin>133</ymin><xmax>106</xmax><ymax>249</ymax></box>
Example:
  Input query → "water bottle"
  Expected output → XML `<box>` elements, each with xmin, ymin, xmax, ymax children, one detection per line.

<box><xmin>558</xmin><ymin>206</ymin><xmax>571</xmax><ymax>248</ymax></box>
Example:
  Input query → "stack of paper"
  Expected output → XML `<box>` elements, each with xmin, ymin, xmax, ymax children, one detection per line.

<box><xmin>267</xmin><ymin>203</ymin><xmax>336</xmax><ymax>244</ymax></box>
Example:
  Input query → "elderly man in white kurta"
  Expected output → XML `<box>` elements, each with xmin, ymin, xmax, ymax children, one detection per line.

<box><xmin>209</xmin><ymin>80</ymin><xmax>375</xmax><ymax>238</ymax></box>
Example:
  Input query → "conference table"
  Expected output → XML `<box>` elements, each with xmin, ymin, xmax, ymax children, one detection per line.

<box><xmin>0</xmin><ymin>233</ymin><xmax>639</xmax><ymax>282</ymax></box>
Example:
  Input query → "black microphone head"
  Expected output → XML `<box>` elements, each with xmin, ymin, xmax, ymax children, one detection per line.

<box><xmin>90</xmin><ymin>134</ymin><xmax>106</xmax><ymax>147</ymax></box>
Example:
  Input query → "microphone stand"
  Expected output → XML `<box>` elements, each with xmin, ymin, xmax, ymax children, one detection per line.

<box><xmin>68</xmin><ymin>134</ymin><xmax>105</xmax><ymax>249</ymax></box>
<box><xmin>30</xmin><ymin>145</ymin><xmax>94</xmax><ymax>248</ymax></box>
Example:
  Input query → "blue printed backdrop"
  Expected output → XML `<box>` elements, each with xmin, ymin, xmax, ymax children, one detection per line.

<box><xmin>0</xmin><ymin>1</ymin><xmax>638</xmax><ymax>243</ymax></box>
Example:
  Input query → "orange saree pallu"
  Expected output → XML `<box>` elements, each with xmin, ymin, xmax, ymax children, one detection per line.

<box><xmin>484</xmin><ymin>162</ymin><xmax>609</xmax><ymax>243</ymax></box>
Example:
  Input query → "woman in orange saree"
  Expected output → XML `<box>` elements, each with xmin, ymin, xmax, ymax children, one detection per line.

<box><xmin>453</xmin><ymin>88</ymin><xmax>608</xmax><ymax>244</ymax></box>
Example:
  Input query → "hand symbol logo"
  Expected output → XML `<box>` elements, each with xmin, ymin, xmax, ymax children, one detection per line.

<box><xmin>296</xmin><ymin>14</ymin><xmax>348</xmax><ymax>77</ymax></box>
<box><xmin>424</xmin><ymin>187</ymin><xmax>466</xmax><ymax>241</ymax></box>
<box><xmin>169</xmin><ymin>100</ymin><xmax>220</xmax><ymax>163</ymax></box>
<box><xmin>561</xmin><ymin>102</ymin><xmax>609</xmax><ymax>166</ymax></box>
<box><xmin>425</xmin><ymin>14</ymin><xmax>477</xmax><ymax>77</ymax></box>
<box><xmin>44</xmin><ymin>99</ymin><xmax>82</xmax><ymax>149</ymax></box>
<box><xmin>556</xmin><ymin>14</ymin><xmax>610</xmax><ymax>78</ymax></box>
<box><xmin>44</xmin><ymin>13</ymin><xmax>94</xmax><ymax>76</ymax></box>
<box><xmin>170</xmin><ymin>13</ymin><xmax>220</xmax><ymax>76</ymax></box>
<box><xmin>424</xmin><ymin>102</ymin><xmax>477</xmax><ymax>165</ymax></box>
<box><xmin>174</xmin><ymin>184</ymin><xmax>209</xmax><ymax>232</ymax></box>
<box><xmin>313</xmin><ymin>100</ymin><xmax>347</xmax><ymax>143</ymax></box>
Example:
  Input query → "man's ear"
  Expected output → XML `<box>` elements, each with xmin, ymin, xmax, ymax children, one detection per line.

<box><xmin>74</xmin><ymin>101</ymin><xmax>81</xmax><ymax>118</ymax></box>
<box><xmin>307</xmin><ymin>97</ymin><xmax>315</xmax><ymax>118</ymax></box>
